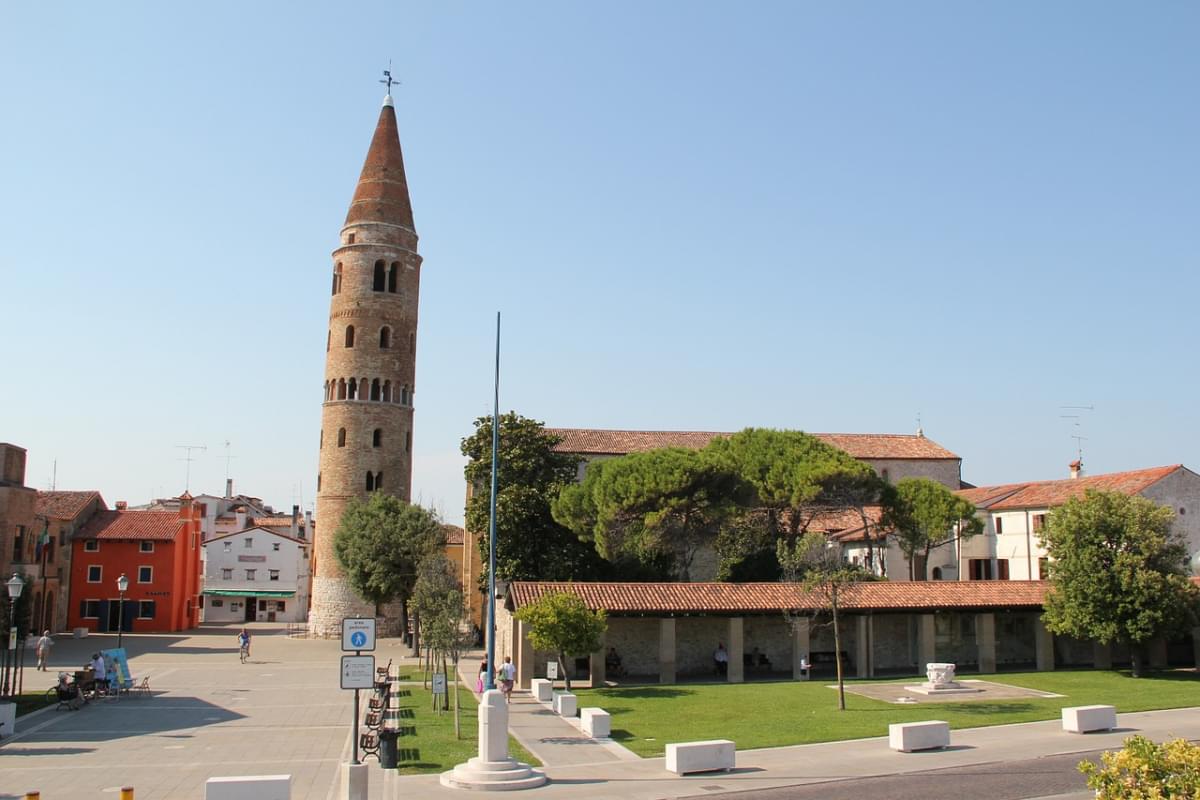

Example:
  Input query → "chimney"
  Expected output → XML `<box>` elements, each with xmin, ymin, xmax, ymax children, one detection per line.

<box><xmin>291</xmin><ymin>505</ymin><xmax>300</xmax><ymax>538</ymax></box>
<box><xmin>1069</xmin><ymin>459</ymin><xmax>1083</xmax><ymax>480</ymax></box>
<box><xmin>115</xmin><ymin>501</ymin><xmax>128</xmax><ymax>511</ymax></box>
<box><xmin>302</xmin><ymin>510</ymin><xmax>312</xmax><ymax>540</ymax></box>
<box><xmin>225</xmin><ymin>478</ymin><xmax>233</xmax><ymax>499</ymax></box>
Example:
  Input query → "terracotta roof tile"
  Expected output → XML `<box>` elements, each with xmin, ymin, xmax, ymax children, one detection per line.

<box><xmin>957</xmin><ymin>466</ymin><xmax>1184</xmax><ymax>510</ymax></box>
<box><xmin>546</xmin><ymin>429</ymin><xmax>959</xmax><ymax>461</ymax></box>
<box><xmin>77</xmin><ymin>510</ymin><xmax>180</xmax><ymax>541</ymax></box>
<box><xmin>508</xmin><ymin>580</ymin><xmax>1046</xmax><ymax>614</ymax></box>
<box><xmin>36</xmin><ymin>490</ymin><xmax>104</xmax><ymax>520</ymax></box>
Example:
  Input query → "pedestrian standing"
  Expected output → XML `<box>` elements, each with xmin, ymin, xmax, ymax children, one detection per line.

<box><xmin>36</xmin><ymin>630</ymin><xmax>53</xmax><ymax>671</ymax></box>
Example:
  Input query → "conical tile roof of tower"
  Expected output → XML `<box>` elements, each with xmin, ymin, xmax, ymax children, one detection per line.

<box><xmin>345</xmin><ymin>95</ymin><xmax>414</xmax><ymax>230</ymax></box>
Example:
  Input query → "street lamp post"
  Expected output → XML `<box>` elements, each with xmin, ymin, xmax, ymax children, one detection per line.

<box><xmin>116</xmin><ymin>574</ymin><xmax>129</xmax><ymax>650</ymax></box>
<box><xmin>3</xmin><ymin>573</ymin><xmax>24</xmax><ymax>698</ymax></box>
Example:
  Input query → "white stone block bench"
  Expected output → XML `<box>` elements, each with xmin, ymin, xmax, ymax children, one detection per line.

<box><xmin>531</xmin><ymin>678</ymin><xmax>553</xmax><ymax>703</ymax></box>
<box><xmin>553</xmin><ymin>691</ymin><xmax>577</xmax><ymax>718</ymax></box>
<box><xmin>73</xmin><ymin>627</ymin><xmax>88</xmax><ymax>639</ymax></box>
<box><xmin>1062</xmin><ymin>705</ymin><xmax>1116</xmax><ymax>734</ymax></box>
<box><xmin>581</xmin><ymin>707</ymin><xmax>610</xmax><ymax>738</ymax></box>
<box><xmin>665</xmin><ymin>740</ymin><xmax>736</xmax><ymax>774</ymax></box>
<box><xmin>889</xmin><ymin>720</ymin><xmax>950</xmax><ymax>752</ymax></box>
<box><xmin>204</xmin><ymin>774</ymin><xmax>291</xmax><ymax>800</ymax></box>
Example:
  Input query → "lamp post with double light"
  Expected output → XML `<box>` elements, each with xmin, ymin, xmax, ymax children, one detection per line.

<box><xmin>2</xmin><ymin>573</ymin><xmax>24</xmax><ymax>698</ymax></box>
<box><xmin>116</xmin><ymin>574</ymin><xmax>129</xmax><ymax>650</ymax></box>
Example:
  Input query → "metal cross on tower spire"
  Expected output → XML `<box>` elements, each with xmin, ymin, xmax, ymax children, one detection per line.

<box><xmin>379</xmin><ymin>62</ymin><xmax>399</xmax><ymax>93</ymax></box>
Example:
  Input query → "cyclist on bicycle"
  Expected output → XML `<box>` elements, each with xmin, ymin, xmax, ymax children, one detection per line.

<box><xmin>237</xmin><ymin>629</ymin><xmax>251</xmax><ymax>663</ymax></box>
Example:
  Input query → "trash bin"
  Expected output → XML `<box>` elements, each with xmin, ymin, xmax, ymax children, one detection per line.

<box><xmin>378</xmin><ymin>729</ymin><xmax>399</xmax><ymax>769</ymax></box>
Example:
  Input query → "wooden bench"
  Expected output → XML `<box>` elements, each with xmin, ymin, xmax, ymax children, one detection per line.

<box><xmin>665</xmin><ymin>740</ymin><xmax>735</xmax><ymax>774</ymax></box>
<box><xmin>1062</xmin><ymin>705</ymin><xmax>1116</xmax><ymax>734</ymax></box>
<box><xmin>889</xmin><ymin>721</ymin><xmax>950</xmax><ymax>752</ymax></box>
<box><xmin>581</xmin><ymin>708</ymin><xmax>610</xmax><ymax>738</ymax></box>
<box><xmin>359</xmin><ymin>732</ymin><xmax>379</xmax><ymax>760</ymax></box>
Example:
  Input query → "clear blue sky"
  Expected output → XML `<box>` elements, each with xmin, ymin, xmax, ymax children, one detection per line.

<box><xmin>2</xmin><ymin>3</ymin><xmax>1197</xmax><ymax>525</ymax></box>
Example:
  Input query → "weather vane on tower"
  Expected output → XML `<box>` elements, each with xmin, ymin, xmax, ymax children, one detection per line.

<box><xmin>380</xmin><ymin>61</ymin><xmax>399</xmax><ymax>94</ymax></box>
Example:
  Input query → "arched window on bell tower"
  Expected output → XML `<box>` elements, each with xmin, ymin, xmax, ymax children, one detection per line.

<box><xmin>345</xmin><ymin>325</ymin><xmax>355</xmax><ymax>348</ymax></box>
<box><xmin>365</xmin><ymin>471</ymin><xmax>375</xmax><ymax>491</ymax></box>
<box><xmin>380</xmin><ymin>327</ymin><xmax>391</xmax><ymax>348</ymax></box>
<box><xmin>337</xmin><ymin>428</ymin><xmax>346</xmax><ymax>447</ymax></box>
<box><xmin>337</xmin><ymin>378</ymin><xmax>347</xmax><ymax>400</ymax></box>
<box><xmin>373</xmin><ymin>260</ymin><xmax>386</xmax><ymax>292</ymax></box>
<box><xmin>332</xmin><ymin>263</ymin><xmax>343</xmax><ymax>295</ymax></box>
<box><xmin>382</xmin><ymin>381</ymin><xmax>391</xmax><ymax>402</ymax></box>
<box><xmin>388</xmin><ymin>262</ymin><xmax>399</xmax><ymax>293</ymax></box>
<box><xmin>373</xmin><ymin>429</ymin><xmax>382</xmax><ymax>447</ymax></box>
<box><xmin>370</xmin><ymin>379</ymin><xmax>381</xmax><ymax>401</ymax></box>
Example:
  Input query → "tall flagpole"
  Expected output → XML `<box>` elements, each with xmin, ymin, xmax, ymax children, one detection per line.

<box><xmin>485</xmin><ymin>312</ymin><xmax>500</xmax><ymax>691</ymax></box>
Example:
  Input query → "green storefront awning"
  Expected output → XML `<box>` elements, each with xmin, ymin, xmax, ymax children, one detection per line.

<box><xmin>202</xmin><ymin>589</ymin><xmax>295</xmax><ymax>598</ymax></box>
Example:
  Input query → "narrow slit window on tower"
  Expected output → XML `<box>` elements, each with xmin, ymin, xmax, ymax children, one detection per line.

<box><xmin>326</xmin><ymin>331</ymin><xmax>331</xmax><ymax>352</ymax></box>
<box><xmin>409</xmin><ymin>332</ymin><xmax>415</xmax><ymax>353</ymax></box>
<box><xmin>380</xmin><ymin>326</ymin><xmax>391</xmax><ymax>349</ymax></box>
<box><xmin>337</xmin><ymin>428</ymin><xmax>346</xmax><ymax>447</ymax></box>
<box><xmin>388</xmin><ymin>262</ymin><xmax>399</xmax><ymax>293</ymax></box>
<box><xmin>319</xmin><ymin>429</ymin><xmax>323</xmax><ymax>448</ymax></box>
<box><xmin>373</xmin><ymin>260</ymin><xmax>386</xmax><ymax>292</ymax></box>
<box><xmin>405</xmin><ymin>430</ymin><xmax>411</xmax><ymax>453</ymax></box>
<box><xmin>365</xmin><ymin>471</ymin><xmax>375</xmax><ymax>492</ymax></box>
<box><xmin>347</xmin><ymin>232</ymin><xmax>355</xmax><ymax>244</ymax></box>
<box><xmin>317</xmin><ymin>473</ymin><xmax>321</xmax><ymax>491</ymax></box>
<box><xmin>345</xmin><ymin>325</ymin><xmax>355</xmax><ymax>348</ymax></box>
<box><xmin>373</xmin><ymin>429</ymin><xmax>382</xmax><ymax>447</ymax></box>
<box><xmin>382</xmin><ymin>380</ymin><xmax>391</xmax><ymax>402</ymax></box>
<box><xmin>332</xmin><ymin>263</ymin><xmax>343</xmax><ymax>295</ymax></box>
<box><xmin>375</xmin><ymin>471</ymin><xmax>383</xmax><ymax>489</ymax></box>
<box><xmin>371</xmin><ymin>379</ymin><xmax>381</xmax><ymax>401</ymax></box>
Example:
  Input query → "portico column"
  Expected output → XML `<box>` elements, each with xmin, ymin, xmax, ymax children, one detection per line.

<box><xmin>976</xmin><ymin>613</ymin><xmax>996</xmax><ymax>673</ymax></box>
<box><xmin>727</xmin><ymin>617</ymin><xmax>744</xmax><ymax>683</ymax></box>
<box><xmin>1149</xmin><ymin>638</ymin><xmax>1168</xmax><ymax>669</ymax></box>
<box><xmin>792</xmin><ymin>617</ymin><xmax>810</xmax><ymax>680</ymax></box>
<box><xmin>1093</xmin><ymin>641</ymin><xmax>1113</xmax><ymax>670</ymax></box>
<box><xmin>589</xmin><ymin>630</ymin><xmax>606</xmax><ymax>687</ymax></box>
<box><xmin>1034</xmin><ymin>617</ymin><xmax>1054</xmax><ymax>671</ymax></box>
<box><xmin>855</xmin><ymin>615</ymin><xmax>873</xmax><ymax>678</ymax></box>
<box><xmin>918</xmin><ymin>613</ymin><xmax>936</xmax><ymax>670</ymax></box>
<box><xmin>659</xmin><ymin>618</ymin><xmax>676</xmax><ymax>685</ymax></box>
<box><xmin>515</xmin><ymin>619</ymin><xmax>535</xmax><ymax>690</ymax></box>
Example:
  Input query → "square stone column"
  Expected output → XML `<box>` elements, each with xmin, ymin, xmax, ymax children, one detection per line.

<box><xmin>516</xmin><ymin>619</ymin><xmax>535</xmax><ymax>690</ymax></box>
<box><xmin>976</xmin><ymin>613</ymin><xmax>996</xmax><ymax>673</ymax></box>
<box><xmin>727</xmin><ymin>617</ymin><xmax>744</xmax><ymax>683</ymax></box>
<box><xmin>589</xmin><ymin>630</ymin><xmax>606</xmax><ymax>687</ymax></box>
<box><xmin>855</xmin><ymin>615</ymin><xmax>873</xmax><ymax>678</ymax></box>
<box><xmin>1034</xmin><ymin>617</ymin><xmax>1054</xmax><ymax>671</ymax></box>
<box><xmin>791</xmin><ymin>617</ymin><xmax>810</xmax><ymax>680</ymax></box>
<box><xmin>1093</xmin><ymin>641</ymin><xmax>1112</xmax><ymax>670</ymax></box>
<box><xmin>1149</xmin><ymin>637</ymin><xmax>1168</xmax><ymax>669</ymax></box>
<box><xmin>659</xmin><ymin>618</ymin><xmax>676</xmax><ymax>685</ymax></box>
<box><xmin>918</xmin><ymin>614</ymin><xmax>936</xmax><ymax>670</ymax></box>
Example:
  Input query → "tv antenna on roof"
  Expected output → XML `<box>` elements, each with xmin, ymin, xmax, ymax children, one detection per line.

<box><xmin>380</xmin><ymin>61</ymin><xmax>400</xmax><ymax>93</ymax></box>
<box><xmin>222</xmin><ymin>440</ymin><xmax>237</xmax><ymax>483</ymax></box>
<box><xmin>176</xmin><ymin>444</ymin><xmax>207</xmax><ymax>492</ymax></box>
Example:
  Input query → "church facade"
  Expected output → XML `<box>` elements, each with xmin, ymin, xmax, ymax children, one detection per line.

<box><xmin>310</xmin><ymin>92</ymin><xmax>423</xmax><ymax>636</ymax></box>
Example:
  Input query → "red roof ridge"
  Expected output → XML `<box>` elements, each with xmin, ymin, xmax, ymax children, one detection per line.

<box><xmin>958</xmin><ymin>465</ymin><xmax>1185</xmax><ymax>510</ymax></box>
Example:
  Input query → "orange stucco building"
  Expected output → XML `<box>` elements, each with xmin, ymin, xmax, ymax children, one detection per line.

<box><xmin>67</xmin><ymin>494</ymin><xmax>203</xmax><ymax>633</ymax></box>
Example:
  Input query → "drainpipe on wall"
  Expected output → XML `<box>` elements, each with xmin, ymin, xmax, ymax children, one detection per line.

<box><xmin>1025</xmin><ymin>510</ymin><xmax>1033</xmax><ymax>580</ymax></box>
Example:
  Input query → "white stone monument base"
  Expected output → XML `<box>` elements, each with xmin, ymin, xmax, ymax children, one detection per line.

<box><xmin>439</xmin><ymin>758</ymin><xmax>547</xmax><ymax>791</ymax></box>
<box><xmin>903</xmin><ymin>682</ymin><xmax>983</xmax><ymax>696</ymax></box>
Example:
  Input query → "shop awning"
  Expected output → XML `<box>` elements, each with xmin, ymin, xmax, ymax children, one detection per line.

<box><xmin>202</xmin><ymin>589</ymin><xmax>295</xmax><ymax>598</ymax></box>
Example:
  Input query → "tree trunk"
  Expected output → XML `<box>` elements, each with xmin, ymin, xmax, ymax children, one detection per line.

<box><xmin>399</xmin><ymin>598</ymin><xmax>410</xmax><ymax>646</ymax></box>
<box><xmin>410</xmin><ymin>612</ymin><xmax>422</xmax><ymax>658</ymax></box>
<box><xmin>453</xmin><ymin>654</ymin><xmax>461</xmax><ymax>738</ymax></box>
<box><xmin>832</xmin><ymin>587</ymin><xmax>845</xmax><ymax>711</ymax></box>
<box><xmin>908</xmin><ymin>553</ymin><xmax>915</xmax><ymax>581</ymax></box>
<box><xmin>560</xmin><ymin>653</ymin><xmax>570</xmax><ymax>692</ymax></box>
<box><xmin>1129</xmin><ymin>643</ymin><xmax>1144</xmax><ymax>678</ymax></box>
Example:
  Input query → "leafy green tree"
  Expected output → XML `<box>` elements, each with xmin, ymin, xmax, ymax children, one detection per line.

<box><xmin>1040</xmin><ymin>490</ymin><xmax>1200</xmax><ymax>677</ymax></box>
<box><xmin>333</xmin><ymin>493</ymin><xmax>445</xmax><ymax>647</ymax></box>
<box><xmin>778</xmin><ymin>532</ymin><xmax>871</xmax><ymax>711</ymax></box>
<box><xmin>553</xmin><ymin>448</ymin><xmax>740</xmax><ymax>580</ymax></box>
<box><xmin>886</xmin><ymin>478</ymin><xmax>983</xmax><ymax>580</ymax></box>
<box><xmin>412</xmin><ymin>554</ymin><xmax>471</xmax><ymax>735</ymax></box>
<box><xmin>513</xmin><ymin>589</ymin><xmax>607</xmax><ymax>691</ymax></box>
<box><xmin>462</xmin><ymin>413</ymin><xmax>607</xmax><ymax>583</ymax></box>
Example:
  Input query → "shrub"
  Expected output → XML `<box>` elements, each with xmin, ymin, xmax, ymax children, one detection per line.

<box><xmin>1080</xmin><ymin>735</ymin><xmax>1200</xmax><ymax>799</ymax></box>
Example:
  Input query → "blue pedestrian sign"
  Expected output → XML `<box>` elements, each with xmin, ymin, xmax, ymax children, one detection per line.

<box><xmin>341</xmin><ymin>617</ymin><xmax>376</xmax><ymax>652</ymax></box>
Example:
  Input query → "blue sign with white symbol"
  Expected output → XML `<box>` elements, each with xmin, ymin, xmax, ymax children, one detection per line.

<box><xmin>341</xmin><ymin>617</ymin><xmax>376</xmax><ymax>652</ymax></box>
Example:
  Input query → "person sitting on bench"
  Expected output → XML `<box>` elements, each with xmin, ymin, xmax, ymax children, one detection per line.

<box><xmin>605</xmin><ymin>647</ymin><xmax>626</xmax><ymax>678</ymax></box>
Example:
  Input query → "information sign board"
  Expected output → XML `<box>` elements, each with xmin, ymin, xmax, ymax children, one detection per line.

<box><xmin>432</xmin><ymin>673</ymin><xmax>447</xmax><ymax>695</ymax></box>
<box><xmin>341</xmin><ymin>655</ymin><xmax>375</xmax><ymax>689</ymax></box>
<box><xmin>341</xmin><ymin>617</ymin><xmax>376</xmax><ymax>652</ymax></box>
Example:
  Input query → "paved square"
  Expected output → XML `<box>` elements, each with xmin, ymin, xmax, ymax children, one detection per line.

<box><xmin>0</xmin><ymin>624</ymin><xmax>402</xmax><ymax>800</ymax></box>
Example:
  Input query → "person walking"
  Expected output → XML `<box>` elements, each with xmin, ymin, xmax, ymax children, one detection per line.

<box><xmin>497</xmin><ymin>656</ymin><xmax>516</xmax><ymax>703</ymax></box>
<box><xmin>237</xmin><ymin>629</ymin><xmax>251</xmax><ymax>663</ymax></box>
<box><xmin>476</xmin><ymin>659</ymin><xmax>488</xmax><ymax>694</ymax></box>
<box><xmin>35</xmin><ymin>630</ymin><xmax>53</xmax><ymax>671</ymax></box>
<box><xmin>713</xmin><ymin>642</ymin><xmax>729</xmax><ymax>677</ymax></box>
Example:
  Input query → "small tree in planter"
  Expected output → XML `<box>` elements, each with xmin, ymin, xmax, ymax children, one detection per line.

<box><xmin>513</xmin><ymin>589</ymin><xmax>606</xmax><ymax>692</ymax></box>
<box><xmin>1080</xmin><ymin>735</ymin><xmax>1200</xmax><ymax>798</ymax></box>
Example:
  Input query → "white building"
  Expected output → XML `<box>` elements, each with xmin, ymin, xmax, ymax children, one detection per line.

<box><xmin>201</xmin><ymin>526</ymin><xmax>311</xmax><ymax>623</ymax></box>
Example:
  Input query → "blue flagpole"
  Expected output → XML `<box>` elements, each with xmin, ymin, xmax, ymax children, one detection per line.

<box><xmin>485</xmin><ymin>312</ymin><xmax>500</xmax><ymax>691</ymax></box>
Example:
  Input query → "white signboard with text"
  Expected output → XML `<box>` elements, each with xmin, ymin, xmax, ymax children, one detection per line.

<box><xmin>341</xmin><ymin>617</ymin><xmax>376</xmax><ymax>652</ymax></box>
<box><xmin>341</xmin><ymin>655</ymin><xmax>375</xmax><ymax>689</ymax></box>
<box><xmin>432</xmin><ymin>673</ymin><xmax>447</xmax><ymax>695</ymax></box>
<box><xmin>546</xmin><ymin>660</ymin><xmax>558</xmax><ymax>680</ymax></box>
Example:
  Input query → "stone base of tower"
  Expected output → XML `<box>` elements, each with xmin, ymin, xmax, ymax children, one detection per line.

<box><xmin>308</xmin><ymin>576</ymin><xmax>408</xmax><ymax>638</ymax></box>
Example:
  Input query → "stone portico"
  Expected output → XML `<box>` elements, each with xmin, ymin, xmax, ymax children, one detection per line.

<box><xmin>498</xmin><ymin>581</ymin><xmax>1198</xmax><ymax>689</ymax></box>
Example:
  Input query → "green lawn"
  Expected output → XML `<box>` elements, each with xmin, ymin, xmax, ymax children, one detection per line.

<box><xmin>575</xmin><ymin>669</ymin><xmax>1200</xmax><ymax>757</ymax></box>
<box><xmin>392</xmin><ymin>684</ymin><xmax>540</xmax><ymax>774</ymax></box>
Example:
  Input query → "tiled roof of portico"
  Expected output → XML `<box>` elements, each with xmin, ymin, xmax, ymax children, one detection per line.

<box><xmin>508</xmin><ymin>580</ymin><xmax>1047</xmax><ymax>615</ymax></box>
<box><xmin>546</xmin><ymin>429</ymin><xmax>960</xmax><ymax>461</ymax></box>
